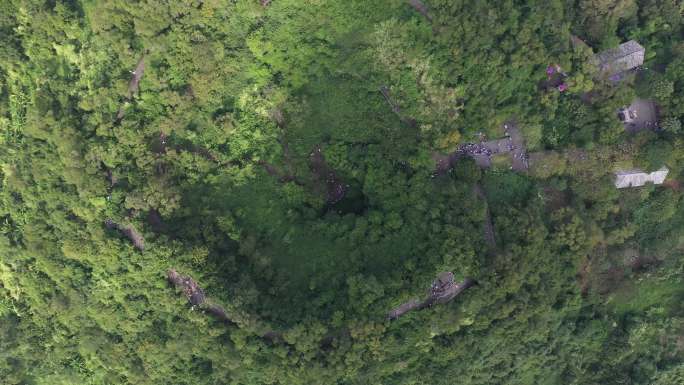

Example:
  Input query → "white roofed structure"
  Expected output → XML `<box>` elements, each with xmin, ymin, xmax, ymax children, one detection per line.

<box><xmin>614</xmin><ymin>167</ymin><xmax>668</xmax><ymax>189</ymax></box>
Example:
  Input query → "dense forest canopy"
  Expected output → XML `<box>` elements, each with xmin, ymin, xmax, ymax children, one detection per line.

<box><xmin>1</xmin><ymin>0</ymin><xmax>684</xmax><ymax>384</ymax></box>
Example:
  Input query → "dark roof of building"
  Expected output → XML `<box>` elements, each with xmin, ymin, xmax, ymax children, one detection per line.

<box><xmin>593</xmin><ymin>40</ymin><xmax>645</xmax><ymax>76</ymax></box>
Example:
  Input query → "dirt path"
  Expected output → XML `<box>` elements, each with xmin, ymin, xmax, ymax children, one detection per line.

<box><xmin>309</xmin><ymin>145</ymin><xmax>348</xmax><ymax>204</ymax></box>
<box><xmin>379</xmin><ymin>85</ymin><xmax>417</xmax><ymax>127</ymax></box>
<box><xmin>387</xmin><ymin>273</ymin><xmax>476</xmax><ymax>320</ymax></box>
<box><xmin>116</xmin><ymin>55</ymin><xmax>146</xmax><ymax>122</ymax></box>
<box><xmin>408</xmin><ymin>0</ymin><xmax>432</xmax><ymax>22</ymax></box>
<box><xmin>473</xmin><ymin>184</ymin><xmax>497</xmax><ymax>251</ymax></box>
<box><xmin>167</xmin><ymin>269</ymin><xmax>207</xmax><ymax>306</ymax></box>
<box><xmin>433</xmin><ymin>150</ymin><xmax>466</xmax><ymax>174</ymax></box>
<box><xmin>167</xmin><ymin>269</ymin><xmax>285</xmax><ymax>342</ymax></box>
<box><xmin>105</xmin><ymin>219</ymin><xmax>145</xmax><ymax>251</ymax></box>
<box><xmin>663</xmin><ymin>179</ymin><xmax>681</xmax><ymax>191</ymax></box>
<box><xmin>387</xmin><ymin>299</ymin><xmax>422</xmax><ymax>320</ymax></box>
<box><xmin>127</xmin><ymin>56</ymin><xmax>146</xmax><ymax>97</ymax></box>
<box><xmin>167</xmin><ymin>269</ymin><xmax>235</xmax><ymax>323</ymax></box>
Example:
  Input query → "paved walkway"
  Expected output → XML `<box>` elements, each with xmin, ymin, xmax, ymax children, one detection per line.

<box><xmin>622</xmin><ymin>98</ymin><xmax>658</xmax><ymax>133</ymax></box>
<box><xmin>507</xmin><ymin>123</ymin><xmax>529</xmax><ymax>171</ymax></box>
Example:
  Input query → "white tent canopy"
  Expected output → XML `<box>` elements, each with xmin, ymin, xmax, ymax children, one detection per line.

<box><xmin>614</xmin><ymin>167</ymin><xmax>669</xmax><ymax>188</ymax></box>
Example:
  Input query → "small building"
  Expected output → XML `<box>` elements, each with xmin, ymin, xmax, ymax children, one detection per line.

<box><xmin>614</xmin><ymin>167</ymin><xmax>668</xmax><ymax>188</ymax></box>
<box><xmin>593</xmin><ymin>40</ymin><xmax>645</xmax><ymax>79</ymax></box>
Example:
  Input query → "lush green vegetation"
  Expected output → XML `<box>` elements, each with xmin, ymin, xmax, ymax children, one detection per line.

<box><xmin>1</xmin><ymin>1</ymin><xmax>684</xmax><ymax>384</ymax></box>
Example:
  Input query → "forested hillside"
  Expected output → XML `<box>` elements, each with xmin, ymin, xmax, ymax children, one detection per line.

<box><xmin>1</xmin><ymin>1</ymin><xmax>684</xmax><ymax>384</ymax></box>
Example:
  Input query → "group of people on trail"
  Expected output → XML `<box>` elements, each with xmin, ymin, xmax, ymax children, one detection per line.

<box><xmin>459</xmin><ymin>142</ymin><xmax>494</xmax><ymax>157</ymax></box>
<box><xmin>459</xmin><ymin>125</ymin><xmax>529</xmax><ymax>167</ymax></box>
<box><xmin>430</xmin><ymin>272</ymin><xmax>455</xmax><ymax>295</ymax></box>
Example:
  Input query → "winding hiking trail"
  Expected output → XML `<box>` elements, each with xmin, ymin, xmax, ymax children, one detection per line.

<box><xmin>127</xmin><ymin>57</ymin><xmax>146</xmax><ymax>97</ymax></box>
<box><xmin>167</xmin><ymin>269</ymin><xmax>235</xmax><ymax>324</ymax></box>
<box><xmin>379</xmin><ymin>85</ymin><xmax>418</xmax><ymax>127</ymax></box>
<box><xmin>309</xmin><ymin>144</ymin><xmax>348</xmax><ymax>204</ymax></box>
<box><xmin>259</xmin><ymin>109</ymin><xmax>301</xmax><ymax>184</ymax></box>
<box><xmin>105</xmin><ymin>219</ymin><xmax>145</xmax><ymax>251</ymax></box>
<box><xmin>116</xmin><ymin>55</ymin><xmax>146</xmax><ymax>122</ymax></box>
<box><xmin>167</xmin><ymin>269</ymin><xmax>284</xmax><ymax>341</ymax></box>
<box><xmin>408</xmin><ymin>0</ymin><xmax>432</xmax><ymax>22</ymax></box>
<box><xmin>414</xmin><ymin>123</ymin><xmax>529</xmax><ymax>320</ymax></box>
<box><xmin>167</xmin><ymin>269</ymin><xmax>207</xmax><ymax>306</ymax></box>
<box><xmin>473</xmin><ymin>184</ymin><xmax>497</xmax><ymax>252</ymax></box>
<box><xmin>387</xmin><ymin>273</ymin><xmax>477</xmax><ymax>320</ymax></box>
